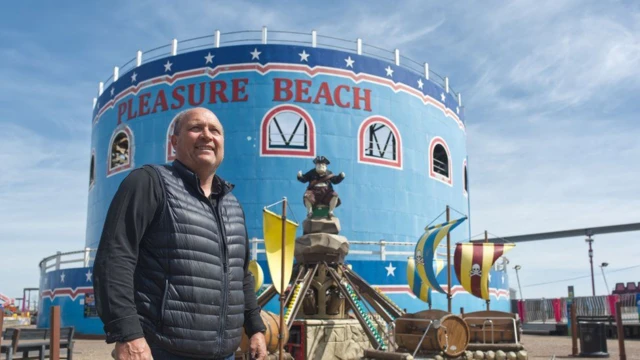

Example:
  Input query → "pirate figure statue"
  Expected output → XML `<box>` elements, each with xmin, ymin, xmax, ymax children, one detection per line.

<box><xmin>297</xmin><ymin>156</ymin><xmax>345</xmax><ymax>218</ymax></box>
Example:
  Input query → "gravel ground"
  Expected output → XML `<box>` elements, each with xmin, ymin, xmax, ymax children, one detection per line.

<box><xmin>68</xmin><ymin>335</ymin><xmax>640</xmax><ymax>360</ymax></box>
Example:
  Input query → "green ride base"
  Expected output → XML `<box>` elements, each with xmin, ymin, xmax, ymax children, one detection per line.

<box><xmin>312</xmin><ymin>206</ymin><xmax>330</xmax><ymax>218</ymax></box>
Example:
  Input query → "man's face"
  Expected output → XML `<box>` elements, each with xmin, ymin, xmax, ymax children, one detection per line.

<box><xmin>171</xmin><ymin>108</ymin><xmax>224</xmax><ymax>174</ymax></box>
<box><xmin>315</xmin><ymin>163</ymin><xmax>327</xmax><ymax>174</ymax></box>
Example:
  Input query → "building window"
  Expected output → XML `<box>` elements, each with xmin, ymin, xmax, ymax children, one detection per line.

<box><xmin>107</xmin><ymin>126</ymin><xmax>134</xmax><ymax>177</ymax></box>
<box><xmin>166</xmin><ymin>117</ymin><xmax>177</xmax><ymax>163</ymax></box>
<box><xmin>429</xmin><ymin>136</ymin><xmax>452</xmax><ymax>185</ymax></box>
<box><xmin>260</xmin><ymin>104</ymin><xmax>315</xmax><ymax>157</ymax></box>
<box><xmin>358</xmin><ymin>116</ymin><xmax>402</xmax><ymax>169</ymax></box>
<box><xmin>89</xmin><ymin>150</ymin><xmax>96</xmax><ymax>190</ymax></box>
<box><xmin>463</xmin><ymin>159</ymin><xmax>468</xmax><ymax>196</ymax></box>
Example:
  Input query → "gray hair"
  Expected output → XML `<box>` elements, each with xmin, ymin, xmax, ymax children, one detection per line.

<box><xmin>171</xmin><ymin>109</ymin><xmax>191</xmax><ymax>136</ymax></box>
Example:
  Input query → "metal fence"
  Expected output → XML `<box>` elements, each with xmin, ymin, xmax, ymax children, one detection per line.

<box><xmin>94</xmin><ymin>27</ymin><xmax>461</xmax><ymax>107</ymax></box>
<box><xmin>522</xmin><ymin>294</ymin><xmax>638</xmax><ymax>324</ymax></box>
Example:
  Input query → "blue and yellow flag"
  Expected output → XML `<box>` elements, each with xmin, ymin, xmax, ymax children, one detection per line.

<box><xmin>414</xmin><ymin>217</ymin><xmax>467</xmax><ymax>294</ymax></box>
<box><xmin>263</xmin><ymin>208</ymin><xmax>298</xmax><ymax>294</ymax></box>
<box><xmin>407</xmin><ymin>256</ymin><xmax>445</xmax><ymax>303</ymax></box>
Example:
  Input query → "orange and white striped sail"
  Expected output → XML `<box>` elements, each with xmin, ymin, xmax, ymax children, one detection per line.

<box><xmin>454</xmin><ymin>242</ymin><xmax>515</xmax><ymax>300</ymax></box>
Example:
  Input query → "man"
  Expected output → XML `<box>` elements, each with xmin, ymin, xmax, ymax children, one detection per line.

<box><xmin>93</xmin><ymin>107</ymin><xmax>267</xmax><ymax>360</ymax></box>
<box><xmin>296</xmin><ymin>156</ymin><xmax>345</xmax><ymax>218</ymax></box>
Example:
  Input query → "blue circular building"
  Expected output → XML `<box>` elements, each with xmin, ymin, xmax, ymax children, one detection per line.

<box><xmin>38</xmin><ymin>29</ymin><xmax>510</xmax><ymax>335</ymax></box>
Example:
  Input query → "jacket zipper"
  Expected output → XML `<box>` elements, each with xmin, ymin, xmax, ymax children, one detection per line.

<box><xmin>209</xmin><ymin>194</ymin><xmax>229</xmax><ymax>358</ymax></box>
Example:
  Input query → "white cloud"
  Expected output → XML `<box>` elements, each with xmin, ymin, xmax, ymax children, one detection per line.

<box><xmin>0</xmin><ymin>123</ymin><xmax>89</xmax><ymax>298</ymax></box>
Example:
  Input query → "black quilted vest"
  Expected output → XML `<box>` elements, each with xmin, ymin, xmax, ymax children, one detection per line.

<box><xmin>134</xmin><ymin>161</ymin><xmax>248</xmax><ymax>359</ymax></box>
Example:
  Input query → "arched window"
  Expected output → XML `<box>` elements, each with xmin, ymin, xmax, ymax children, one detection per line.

<box><xmin>260</xmin><ymin>104</ymin><xmax>315</xmax><ymax>158</ymax></box>
<box><xmin>358</xmin><ymin>116</ymin><xmax>402</xmax><ymax>169</ymax></box>
<box><xmin>107</xmin><ymin>126</ymin><xmax>134</xmax><ymax>177</ymax></box>
<box><xmin>463</xmin><ymin>159</ymin><xmax>468</xmax><ymax>196</ymax></box>
<box><xmin>429</xmin><ymin>137</ymin><xmax>452</xmax><ymax>185</ymax></box>
<box><xmin>89</xmin><ymin>150</ymin><xmax>96</xmax><ymax>190</ymax></box>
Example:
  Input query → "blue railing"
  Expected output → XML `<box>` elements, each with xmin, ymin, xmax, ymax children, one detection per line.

<box><xmin>94</xmin><ymin>28</ymin><xmax>461</xmax><ymax>105</ymax></box>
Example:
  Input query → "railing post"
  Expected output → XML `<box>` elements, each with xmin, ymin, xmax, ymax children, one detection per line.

<box><xmin>98</xmin><ymin>82</ymin><xmax>103</xmax><ymax>96</ymax></box>
<box><xmin>113</xmin><ymin>66</ymin><xmax>119</xmax><ymax>82</ymax></box>
<box><xmin>171</xmin><ymin>38</ymin><xmax>178</xmax><ymax>56</ymax></box>
<box><xmin>380</xmin><ymin>240</ymin><xmax>386</xmax><ymax>261</ymax></box>
<box><xmin>424</xmin><ymin>63</ymin><xmax>429</xmax><ymax>80</ymax></box>
<box><xmin>262</xmin><ymin>26</ymin><xmax>267</xmax><ymax>44</ymax></box>
<box><xmin>394</xmin><ymin>49</ymin><xmax>400</xmax><ymax>66</ymax></box>
<box><xmin>136</xmin><ymin>50</ymin><xmax>142</xmax><ymax>66</ymax></box>
<box><xmin>0</xmin><ymin>309</ymin><xmax>3</xmax><ymax>345</ymax></box>
<box><xmin>92</xmin><ymin>98</ymin><xmax>97</xmax><ymax>109</ymax></box>
<box><xmin>356</xmin><ymin>38</ymin><xmax>362</xmax><ymax>55</ymax></box>
<box><xmin>84</xmin><ymin>247</ymin><xmax>91</xmax><ymax>267</ymax></box>
<box><xmin>616</xmin><ymin>300</ymin><xmax>627</xmax><ymax>360</ymax></box>
<box><xmin>50</xmin><ymin>305</ymin><xmax>60</xmax><ymax>360</ymax></box>
<box><xmin>571</xmin><ymin>302</ymin><xmax>578</xmax><ymax>356</ymax></box>
<box><xmin>215</xmin><ymin>30</ymin><xmax>220</xmax><ymax>48</ymax></box>
<box><xmin>445</xmin><ymin>77</ymin><xmax>449</xmax><ymax>93</ymax></box>
<box><xmin>55</xmin><ymin>251</ymin><xmax>61</xmax><ymax>271</ymax></box>
<box><xmin>458</xmin><ymin>93</ymin><xmax>462</xmax><ymax>107</ymax></box>
<box><xmin>251</xmin><ymin>237</ymin><xmax>258</xmax><ymax>261</ymax></box>
<box><xmin>40</xmin><ymin>258</ymin><xmax>47</xmax><ymax>279</ymax></box>
<box><xmin>311</xmin><ymin>30</ymin><xmax>317</xmax><ymax>48</ymax></box>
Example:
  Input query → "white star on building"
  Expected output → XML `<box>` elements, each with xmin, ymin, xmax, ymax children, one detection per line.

<box><xmin>298</xmin><ymin>50</ymin><xmax>310</xmax><ymax>62</ymax></box>
<box><xmin>164</xmin><ymin>60</ymin><xmax>173</xmax><ymax>72</ymax></box>
<box><xmin>86</xmin><ymin>270</ymin><xmax>93</xmax><ymax>282</ymax></box>
<box><xmin>385</xmin><ymin>66</ymin><xmax>394</xmax><ymax>77</ymax></box>
<box><xmin>250</xmin><ymin>48</ymin><xmax>261</xmax><ymax>60</ymax></box>
<box><xmin>204</xmin><ymin>52</ymin><xmax>214</xmax><ymax>64</ymax></box>
<box><xmin>131</xmin><ymin>72</ymin><xmax>137</xmax><ymax>83</ymax></box>
<box><xmin>60</xmin><ymin>272</ymin><xmax>66</xmax><ymax>283</ymax></box>
<box><xmin>344</xmin><ymin>56</ymin><xmax>354</xmax><ymax>68</ymax></box>
<box><xmin>417</xmin><ymin>79</ymin><xmax>424</xmax><ymax>89</ymax></box>
<box><xmin>385</xmin><ymin>262</ymin><xmax>396</xmax><ymax>277</ymax></box>
<box><xmin>440</xmin><ymin>93</ymin><xmax>446</xmax><ymax>102</ymax></box>
<box><xmin>110</xmin><ymin>87</ymin><xmax>115</xmax><ymax>97</ymax></box>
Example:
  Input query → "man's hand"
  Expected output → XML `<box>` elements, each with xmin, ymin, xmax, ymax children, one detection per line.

<box><xmin>112</xmin><ymin>338</ymin><xmax>153</xmax><ymax>360</ymax></box>
<box><xmin>339</xmin><ymin>172</ymin><xmax>345</xmax><ymax>178</ymax></box>
<box><xmin>249</xmin><ymin>332</ymin><xmax>267</xmax><ymax>360</ymax></box>
<box><xmin>297</xmin><ymin>170</ymin><xmax>303</xmax><ymax>178</ymax></box>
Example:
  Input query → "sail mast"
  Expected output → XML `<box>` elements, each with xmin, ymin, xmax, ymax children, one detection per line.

<box><xmin>485</xmin><ymin>230</ymin><xmax>490</xmax><ymax>311</ymax></box>
<box><xmin>446</xmin><ymin>206</ymin><xmax>451</xmax><ymax>313</ymax></box>
<box><xmin>279</xmin><ymin>198</ymin><xmax>287</xmax><ymax>360</ymax></box>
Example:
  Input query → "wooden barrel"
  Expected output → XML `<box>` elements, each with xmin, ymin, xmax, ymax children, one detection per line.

<box><xmin>240</xmin><ymin>311</ymin><xmax>290</xmax><ymax>354</ymax></box>
<box><xmin>395</xmin><ymin>310</ymin><xmax>470</xmax><ymax>358</ymax></box>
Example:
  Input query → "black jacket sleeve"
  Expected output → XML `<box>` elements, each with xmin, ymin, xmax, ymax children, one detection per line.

<box><xmin>242</xmin><ymin>224</ymin><xmax>267</xmax><ymax>337</ymax></box>
<box><xmin>92</xmin><ymin>167</ymin><xmax>163</xmax><ymax>343</ymax></box>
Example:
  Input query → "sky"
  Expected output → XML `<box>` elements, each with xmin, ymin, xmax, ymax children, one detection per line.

<box><xmin>0</xmin><ymin>0</ymin><xmax>639</xmax><ymax>302</ymax></box>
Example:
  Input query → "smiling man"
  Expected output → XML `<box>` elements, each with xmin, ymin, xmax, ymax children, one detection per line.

<box><xmin>93</xmin><ymin>107</ymin><xmax>267</xmax><ymax>360</ymax></box>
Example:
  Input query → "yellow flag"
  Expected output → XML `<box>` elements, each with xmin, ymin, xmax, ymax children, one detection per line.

<box><xmin>248</xmin><ymin>260</ymin><xmax>264</xmax><ymax>293</ymax></box>
<box><xmin>263</xmin><ymin>208</ymin><xmax>298</xmax><ymax>294</ymax></box>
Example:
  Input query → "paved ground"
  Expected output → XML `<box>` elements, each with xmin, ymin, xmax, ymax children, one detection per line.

<box><xmin>521</xmin><ymin>334</ymin><xmax>639</xmax><ymax>359</ymax></box>
<box><xmin>68</xmin><ymin>335</ymin><xmax>640</xmax><ymax>360</ymax></box>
